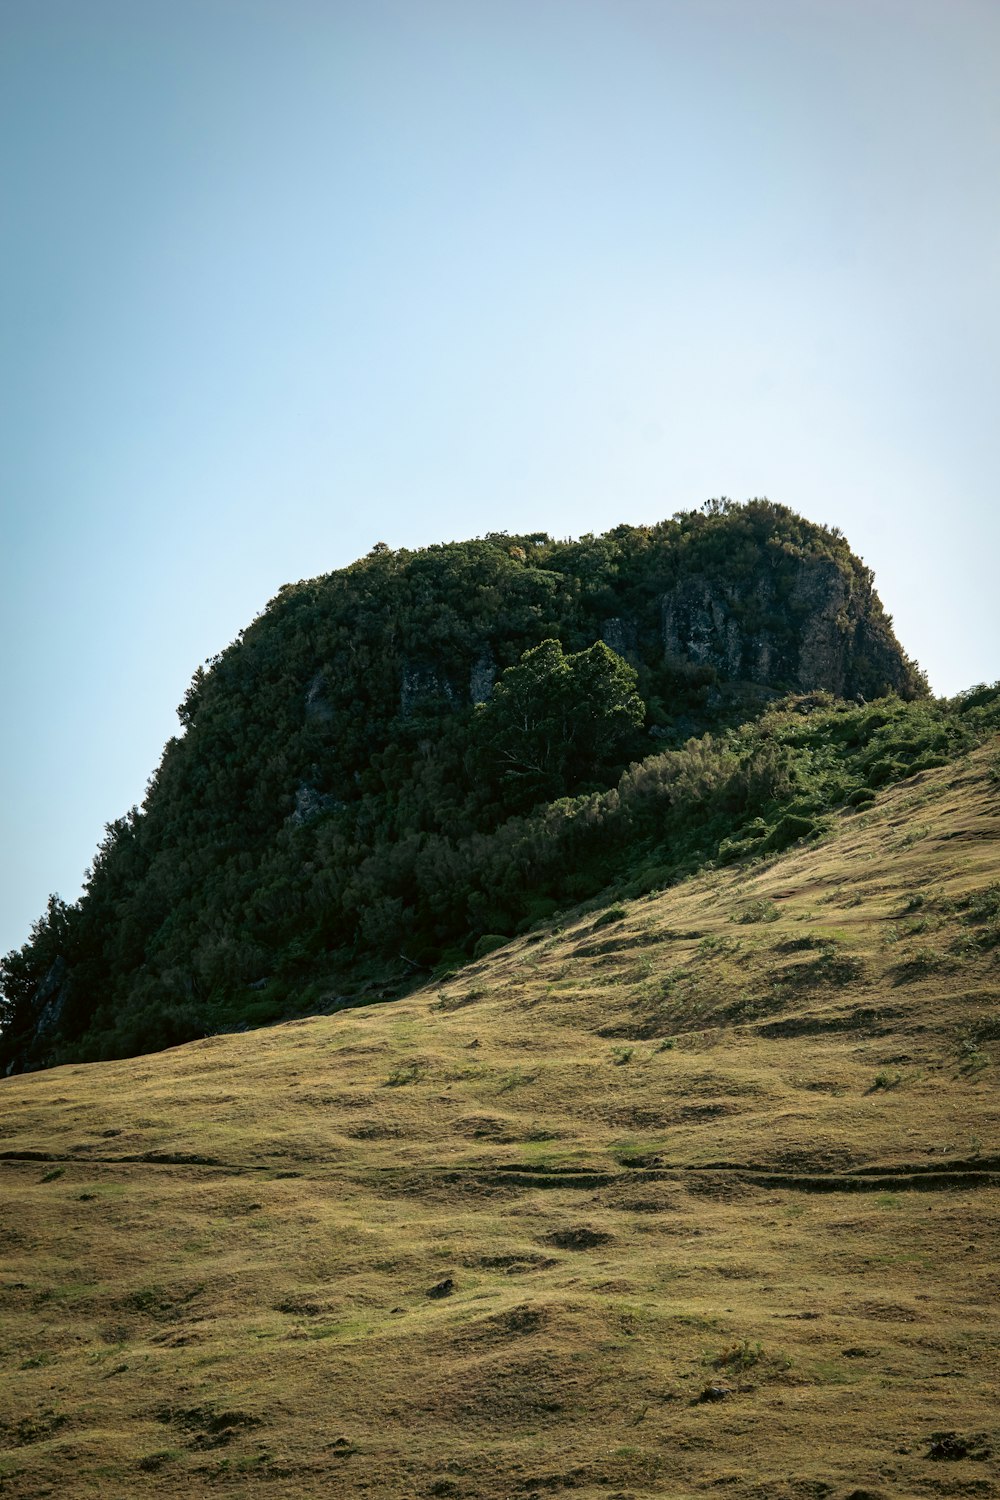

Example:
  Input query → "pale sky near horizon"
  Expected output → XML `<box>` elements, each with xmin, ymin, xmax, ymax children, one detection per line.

<box><xmin>2</xmin><ymin>0</ymin><xmax>998</xmax><ymax>958</ymax></box>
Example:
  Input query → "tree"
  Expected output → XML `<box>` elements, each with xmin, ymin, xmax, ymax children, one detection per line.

<box><xmin>475</xmin><ymin>638</ymin><xmax>645</xmax><ymax>803</ymax></box>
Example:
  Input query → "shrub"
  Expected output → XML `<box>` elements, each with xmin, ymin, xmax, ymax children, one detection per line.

<box><xmin>593</xmin><ymin>906</ymin><xmax>628</xmax><ymax>928</ymax></box>
<box><xmin>906</xmin><ymin>753</ymin><xmax>947</xmax><ymax>774</ymax></box>
<box><xmin>761</xmin><ymin>813</ymin><xmax>823</xmax><ymax>852</ymax></box>
<box><xmin>733</xmin><ymin>899</ymin><xmax>779</xmax><ymax>925</ymax></box>
<box><xmin>866</xmin><ymin>757</ymin><xmax>905</xmax><ymax>787</ymax></box>
<box><xmin>711</xmin><ymin>1338</ymin><xmax>767</xmax><ymax>1372</ymax></box>
<box><xmin>870</xmin><ymin>1070</ymin><xmax>902</xmax><ymax>1091</ymax></box>
<box><xmin>472</xmin><ymin>933</ymin><xmax>510</xmax><ymax>960</ymax></box>
<box><xmin>959</xmin><ymin>884</ymin><xmax>1000</xmax><ymax>950</ymax></box>
<box><xmin>385</xmin><ymin>1061</ymin><xmax>425</xmax><ymax>1087</ymax></box>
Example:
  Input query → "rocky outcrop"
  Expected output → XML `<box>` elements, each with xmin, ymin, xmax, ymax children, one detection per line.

<box><xmin>659</xmin><ymin>553</ymin><xmax>908</xmax><ymax>697</ymax></box>
<box><xmin>304</xmin><ymin>671</ymin><xmax>335</xmax><ymax>724</ymax></box>
<box><xmin>395</xmin><ymin>552</ymin><xmax>903</xmax><ymax>719</ymax></box>
<box><xmin>3</xmin><ymin>957</ymin><xmax>72</xmax><ymax>1076</ymax></box>
<box><xmin>401</xmin><ymin>649</ymin><xmax>500</xmax><ymax>710</ymax></box>
<box><xmin>662</xmin><ymin>580</ymin><xmax>751</xmax><ymax>678</ymax></box>
<box><xmin>601</xmin><ymin>617</ymin><xmax>639</xmax><ymax>664</ymax></box>
<box><xmin>32</xmin><ymin>958</ymin><xmax>70</xmax><ymax>1039</ymax></box>
<box><xmin>288</xmin><ymin>783</ymin><xmax>342</xmax><ymax>826</ymax></box>
<box><xmin>400</xmin><ymin>662</ymin><xmax>459</xmax><ymax>716</ymax></box>
<box><xmin>790</xmin><ymin>557</ymin><xmax>851</xmax><ymax>695</ymax></box>
<box><xmin>469</xmin><ymin>648</ymin><xmax>497</xmax><ymax>704</ymax></box>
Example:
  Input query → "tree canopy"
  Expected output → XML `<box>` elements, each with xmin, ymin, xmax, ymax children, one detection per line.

<box><xmin>475</xmin><ymin>639</ymin><xmax>645</xmax><ymax>803</ymax></box>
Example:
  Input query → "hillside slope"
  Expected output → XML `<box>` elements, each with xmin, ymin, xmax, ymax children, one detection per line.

<box><xmin>1</xmin><ymin>738</ymin><xmax>998</xmax><ymax>1499</ymax></box>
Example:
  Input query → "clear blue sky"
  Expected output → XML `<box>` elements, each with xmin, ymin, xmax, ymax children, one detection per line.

<box><xmin>2</xmin><ymin>0</ymin><xmax>998</xmax><ymax>958</ymax></box>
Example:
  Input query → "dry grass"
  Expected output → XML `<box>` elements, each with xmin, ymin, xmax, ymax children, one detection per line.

<box><xmin>2</xmin><ymin>740</ymin><xmax>999</xmax><ymax>1498</ymax></box>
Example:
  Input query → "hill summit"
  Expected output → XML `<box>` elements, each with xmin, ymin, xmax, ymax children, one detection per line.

<box><xmin>1</xmin><ymin>500</ymin><xmax>933</xmax><ymax>1072</ymax></box>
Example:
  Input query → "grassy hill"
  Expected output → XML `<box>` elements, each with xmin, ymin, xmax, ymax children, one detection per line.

<box><xmin>1</xmin><ymin>736</ymin><xmax>998</xmax><ymax>1498</ymax></box>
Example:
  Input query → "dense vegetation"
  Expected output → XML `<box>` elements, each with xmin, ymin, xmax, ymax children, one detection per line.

<box><xmin>6</xmin><ymin>498</ymin><xmax>974</xmax><ymax>1075</ymax></box>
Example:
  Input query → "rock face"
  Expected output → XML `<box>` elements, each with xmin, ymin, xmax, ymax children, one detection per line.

<box><xmin>791</xmin><ymin>557</ymin><xmax>851</xmax><ymax>694</ymax></box>
<box><xmin>601</xmin><ymin>617</ymin><xmax>640</xmax><ymax>664</ymax></box>
<box><xmin>660</xmin><ymin>554</ymin><xmax>905</xmax><ymax>697</ymax></box>
<box><xmin>662</xmin><ymin>579</ymin><xmax>749</xmax><ymax>676</ymax></box>
<box><xmin>288</xmin><ymin>783</ymin><xmax>342</xmax><ymax>827</ymax></box>
<box><xmin>304</xmin><ymin>672</ymin><xmax>335</xmax><ymax>724</ymax></box>
<box><xmin>469</xmin><ymin>649</ymin><xmax>497</xmax><ymax>704</ymax></box>
<box><xmin>400</xmin><ymin>661</ymin><xmax>458</xmax><ymax>716</ymax></box>
<box><xmin>4</xmin><ymin>957</ymin><xmax>72</xmax><ymax>1076</ymax></box>
<box><xmin>394</xmin><ymin>551</ymin><xmax>905</xmax><ymax>720</ymax></box>
<box><xmin>32</xmin><ymin>958</ymin><xmax>70</xmax><ymax>1038</ymax></box>
<box><xmin>401</xmin><ymin>653</ymin><xmax>500</xmax><ymax>714</ymax></box>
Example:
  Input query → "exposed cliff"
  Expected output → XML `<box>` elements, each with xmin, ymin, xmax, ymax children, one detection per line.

<box><xmin>659</xmin><ymin>551</ymin><xmax>906</xmax><ymax>698</ymax></box>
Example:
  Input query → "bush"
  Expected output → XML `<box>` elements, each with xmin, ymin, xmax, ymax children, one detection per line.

<box><xmin>733</xmin><ymin>899</ymin><xmax>779</xmax><ymax>925</ymax></box>
<box><xmin>761</xmin><ymin>813</ymin><xmax>822</xmax><ymax>852</ymax></box>
<box><xmin>866</xmin><ymin>757</ymin><xmax>905</xmax><ymax>787</ymax></box>
<box><xmin>959</xmin><ymin>884</ymin><xmax>1000</xmax><ymax>950</ymax></box>
<box><xmin>906</xmin><ymin>753</ymin><xmax>948</xmax><ymax>775</ymax></box>
<box><xmin>870</xmin><ymin>1070</ymin><xmax>902</xmax><ymax>1091</ymax></box>
<box><xmin>592</xmin><ymin>905</ymin><xmax>628</xmax><ymax>928</ymax></box>
<box><xmin>472</xmin><ymin>933</ymin><xmax>509</xmax><ymax>960</ymax></box>
<box><xmin>711</xmin><ymin>1338</ymin><xmax>767</xmax><ymax>1372</ymax></box>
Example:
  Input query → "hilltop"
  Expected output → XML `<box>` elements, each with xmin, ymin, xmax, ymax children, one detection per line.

<box><xmin>1</xmin><ymin>736</ymin><xmax>998</xmax><ymax>1497</ymax></box>
<box><xmin>2</xmin><ymin>499</ymin><xmax>933</xmax><ymax>1073</ymax></box>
